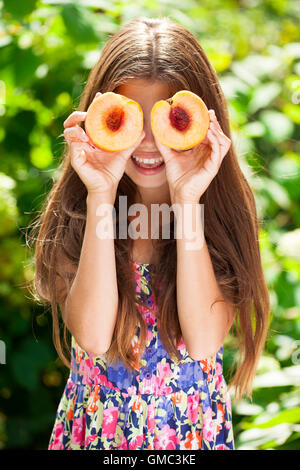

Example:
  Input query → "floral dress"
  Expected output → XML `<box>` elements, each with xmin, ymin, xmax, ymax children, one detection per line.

<box><xmin>48</xmin><ymin>262</ymin><xmax>234</xmax><ymax>450</ymax></box>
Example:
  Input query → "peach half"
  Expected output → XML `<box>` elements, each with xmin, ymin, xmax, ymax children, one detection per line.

<box><xmin>84</xmin><ymin>92</ymin><xmax>144</xmax><ymax>152</ymax></box>
<box><xmin>150</xmin><ymin>90</ymin><xmax>209</xmax><ymax>150</ymax></box>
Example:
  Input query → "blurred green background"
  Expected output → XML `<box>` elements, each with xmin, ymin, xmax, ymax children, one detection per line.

<box><xmin>0</xmin><ymin>0</ymin><xmax>300</xmax><ymax>450</ymax></box>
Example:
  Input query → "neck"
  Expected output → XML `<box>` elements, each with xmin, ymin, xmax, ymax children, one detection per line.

<box><xmin>135</xmin><ymin>182</ymin><xmax>171</xmax><ymax>209</ymax></box>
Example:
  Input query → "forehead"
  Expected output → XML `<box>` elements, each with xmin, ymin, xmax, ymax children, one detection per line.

<box><xmin>114</xmin><ymin>78</ymin><xmax>172</xmax><ymax>102</ymax></box>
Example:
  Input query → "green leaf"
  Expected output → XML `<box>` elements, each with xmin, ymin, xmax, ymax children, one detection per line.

<box><xmin>241</xmin><ymin>121</ymin><xmax>265</xmax><ymax>137</ymax></box>
<box><xmin>247</xmin><ymin>408</ymin><xmax>300</xmax><ymax>429</ymax></box>
<box><xmin>259</xmin><ymin>110</ymin><xmax>294</xmax><ymax>144</ymax></box>
<box><xmin>3</xmin><ymin>0</ymin><xmax>38</xmax><ymax>19</ymax></box>
<box><xmin>10</xmin><ymin>338</ymin><xmax>53</xmax><ymax>391</ymax></box>
<box><xmin>259</xmin><ymin>176</ymin><xmax>291</xmax><ymax>210</ymax></box>
<box><xmin>248</xmin><ymin>82</ymin><xmax>281</xmax><ymax>114</ymax></box>
<box><xmin>219</xmin><ymin>75</ymin><xmax>250</xmax><ymax>100</ymax></box>
<box><xmin>61</xmin><ymin>4</ymin><xmax>100</xmax><ymax>43</ymax></box>
<box><xmin>283</xmin><ymin>42</ymin><xmax>300</xmax><ymax>59</ymax></box>
<box><xmin>12</xmin><ymin>48</ymin><xmax>41</xmax><ymax>87</ymax></box>
<box><xmin>237</xmin><ymin>423</ymin><xmax>293</xmax><ymax>449</ymax></box>
<box><xmin>277</xmin><ymin>229</ymin><xmax>300</xmax><ymax>262</ymax></box>
<box><xmin>282</xmin><ymin>103</ymin><xmax>300</xmax><ymax>124</ymax></box>
<box><xmin>253</xmin><ymin>366</ymin><xmax>300</xmax><ymax>388</ymax></box>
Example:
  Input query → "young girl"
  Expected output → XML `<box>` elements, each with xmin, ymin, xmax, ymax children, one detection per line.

<box><xmin>29</xmin><ymin>16</ymin><xmax>270</xmax><ymax>450</ymax></box>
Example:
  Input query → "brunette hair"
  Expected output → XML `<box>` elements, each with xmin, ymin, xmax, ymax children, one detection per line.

<box><xmin>26</xmin><ymin>16</ymin><xmax>270</xmax><ymax>401</ymax></box>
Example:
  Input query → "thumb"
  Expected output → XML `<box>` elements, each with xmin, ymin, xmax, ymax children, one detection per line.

<box><xmin>72</xmin><ymin>149</ymin><xmax>86</xmax><ymax>169</ymax></box>
<box><xmin>134</xmin><ymin>130</ymin><xmax>146</xmax><ymax>148</ymax></box>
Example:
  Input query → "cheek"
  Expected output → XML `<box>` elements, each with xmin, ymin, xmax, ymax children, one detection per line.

<box><xmin>124</xmin><ymin>157</ymin><xmax>134</xmax><ymax>177</ymax></box>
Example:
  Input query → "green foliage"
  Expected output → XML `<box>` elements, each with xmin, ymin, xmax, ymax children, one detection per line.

<box><xmin>0</xmin><ymin>0</ymin><xmax>299</xmax><ymax>450</ymax></box>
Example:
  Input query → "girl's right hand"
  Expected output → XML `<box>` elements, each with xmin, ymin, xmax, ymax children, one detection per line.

<box><xmin>63</xmin><ymin>92</ymin><xmax>145</xmax><ymax>198</ymax></box>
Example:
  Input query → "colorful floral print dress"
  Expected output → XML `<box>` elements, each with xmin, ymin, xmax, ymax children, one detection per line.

<box><xmin>48</xmin><ymin>262</ymin><xmax>234</xmax><ymax>450</ymax></box>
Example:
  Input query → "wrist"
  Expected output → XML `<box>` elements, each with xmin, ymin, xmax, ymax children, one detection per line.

<box><xmin>172</xmin><ymin>196</ymin><xmax>200</xmax><ymax>206</ymax></box>
<box><xmin>170</xmin><ymin>188</ymin><xmax>201</xmax><ymax>206</ymax></box>
<box><xmin>86</xmin><ymin>190</ymin><xmax>116</xmax><ymax>207</ymax></box>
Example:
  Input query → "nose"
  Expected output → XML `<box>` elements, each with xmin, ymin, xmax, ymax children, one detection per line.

<box><xmin>139</xmin><ymin>111</ymin><xmax>158</xmax><ymax>151</ymax></box>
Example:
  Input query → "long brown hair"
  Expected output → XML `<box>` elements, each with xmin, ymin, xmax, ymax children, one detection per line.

<box><xmin>26</xmin><ymin>16</ymin><xmax>270</xmax><ymax>401</ymax></box>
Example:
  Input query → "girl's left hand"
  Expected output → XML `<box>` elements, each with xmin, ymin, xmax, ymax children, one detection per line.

<box><xmin>154</xmin><ymin>109</ymin><xmax>231</xmax><ymax>204</ymax></box>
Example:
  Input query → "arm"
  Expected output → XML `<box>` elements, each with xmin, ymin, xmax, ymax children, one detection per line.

<box><xmin>64</xmin><ymin>191</ymin><xmax>118</xmax><ymax>355</ymax></box>
<box><xmin>174</xmin><ymin>200</ymin><xmax>234</xmax><ymax>360</ymax></box>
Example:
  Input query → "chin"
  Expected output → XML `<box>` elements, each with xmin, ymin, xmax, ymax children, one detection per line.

<box><xmin>126</xmin><ymin>172</ymin><xmax>167</xmax><ymax>188</ymax></box>
<box><xmin>124</xmin><ymin>168</ymin><xmax>167</xmax><ymax>189</ymax></box>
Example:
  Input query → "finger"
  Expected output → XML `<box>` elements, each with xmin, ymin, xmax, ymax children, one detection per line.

<box><xmin>207</xmin><ymin>129</ymin><xmax>222</xmax><ymax>167</ymax></box>
<box><xmin>63</xmin><ymin>111</ymin><xmax>87</xmax><ymax>129</ymax></box>
<box><xmin>208</xmin><ymin>109</ymin><xmax>216</xmax><ymax>120</ymax></box>
<box><xmin>70</xmin><ymin>148</ymin><xmax>87</xmax><ymax>173</ymax></box>
<box><xmin>209</xmin><ymin>122</ymin><xmax>231</xmax><ymax>148</ymax></box>
<box><xmin>208</xmin><ymin>110</ymin><xmax>220</xmax><ymax>127</ymax></box>
<box><xmin>209</xmin><ymin>110</ymin><xmax>226</xmax><ymax>135</ymax></box>
<box><xmin>153</xmin><ymin>137</ymin><xmax>176</xmax><ymax>163</ymax></box>
<box><xmin>64</xmin><ymin>126</ymin><xmax>90</xmax><ymax>144</ymax></box>
<box><xmin>120</xmin><ymin>130</ymin><xmax>146</xmax><ymax>160</ymax></box>
<box><xmin>210</xmin><ymin>121</ymin><xmax>226</xmax><ymax>139</ymax></box>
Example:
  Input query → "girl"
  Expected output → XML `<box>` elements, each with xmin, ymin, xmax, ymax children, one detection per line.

<box><xmin>28</xmin><ymin>16</ymin><xmax>270</xmax><ymax>450</ymax></box>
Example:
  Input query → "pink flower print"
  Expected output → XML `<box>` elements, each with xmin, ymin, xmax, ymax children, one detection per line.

<box><xmin>138</xmin><ymin>304</ymin><xmax>156</xmax><ymax>325</ymax></box>
<box><xmin>89</xmin><ymin>366</ymin><xmax>101</xmax><ymax>383</ymax></box>
<box><xmin>86</xmin><ymin>356</ymin><xmax>94</xmax><ymax>368</ymax></box>
<box><xmin>216</xmin><ymin>374</ymin><xmax>223</xmax><ymax>392</ymax></box>
<box><xmin>187</xmin><ymin>391</ymin><xmax>199</xmax><ymax>424</ymax></box>
<box><xmin>79</xmin><ymin>359</ymin><xmax>93</xmax><ymax>386</ymax></box>
<box><xmin>147</xmin><ymin>310</ymin><xmax>156</xmax><ymax>324</ymax></box>
<box><xmin>202</xmin><ymin>407</ymin><xmax>216</xmax><ymax>442</ymax></box>
<box><xmin>156</xmin><ymin>362</ymin><xmax>173</xmax><ymax>394</ymax></box>
<box><xmin>127</xmin><ymin>385</ymin><xmax>137</xmax><ymax>396</ymax></box>
<box><xmin>147</xmin><ymin>403</ymin><xmax>155</xmax><ymax>434</ymax></box>
<box><xmin>118</xmin><ymin>435</ymin><xmax>128</xmax><ymax>450</ymax></box>
<box><xmin>129</xmin><ymin>433</ymin><xmax>145</xmax><ymax>450</ymax></box>
<box><xmin>135</xmin><ymin>272</ymin><xmax>141</xmax><ymax>293</ymax></box>
<box><xmin>97</xmin><ymin>374</ymin><xmax>120</xmax><ymax>392</ymax></box>
<box><xmin>157</xmin><ymin>362</ymin><xmax>172</xmax><ymax>380</ymax></box>
<box><xmin>66</xmin><ymin>378</ymin><xmax>75</xmax><ymax>391</ymax></box>
<box><xmin>85</xmin><ymin>434</ymin><xmax>98</xmax><ymax>447</ymax></box>
<box><xmin>225</xmin><ymin>419</ymin><xmax>232</xmax><ymax>430</ymax></box>
<box><xmin>216</xmin><ymin>402</ymin><xmax>225</xmax><ymax>432</ymax></box>
<box><xmin>102</xmin><ymin>406</ymin><xmax>118</xmax><ymax>439</ymax></box>
<box><xmin>154</xmin><ymin>424</ymin><xmax>177</xmax><ymax>450</ymax></box>
<box><xmin>71</xmin><ymin>415</ymin><xmax>86</xmax><ymax>446</ymax></box>
<box><xmin>146</xmin><ymin>328</ymin><xmax>154</xmax><ymax>343</ymax></box>
<box><xmin>215</xmin><ymin>361</ymin><xmax>222</xmax><ymax>376</ymax></box>
<box><xmin>177</xmin><ymin>337</ymin><xmax>186</xmax><ymax>351</ymax></box>
<box><xmin>140</xmin><ymin>378</ymin><xmax>155</xmax><ymax>395</ymax></box>
<box><xmin>215</xmin><ymin>443</ymin><xmax>231</xmax><ymax>450</ymax></box>
<box><xmin>225</xmin><ymin>393</ymin><xmax>232</xmax><ymax>413</ymax></box>
<box><xmin>49</xmin><ymin>422</ymin><xmax>64</xmax><ymax>450</ymax></box>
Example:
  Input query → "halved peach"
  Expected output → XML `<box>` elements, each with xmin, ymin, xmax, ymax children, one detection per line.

<box><xmin>150</xmin><ymin>90</ymin><xmax>209</xmax><ymax>150</ymax></box>
<box><xmin>85</xmin><ymin>92</ymin><xmax>144</xmax><ymax>152</ymax></box>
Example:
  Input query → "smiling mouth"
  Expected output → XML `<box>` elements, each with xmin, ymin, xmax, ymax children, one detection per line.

<box><xmin>131</xmin><ymin>155</ymin><xmax>165</xmax><ymax>168</ymax></box>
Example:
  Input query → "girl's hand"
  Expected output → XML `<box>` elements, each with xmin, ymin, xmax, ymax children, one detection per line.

<box><xmin>154</xmin><ymin>109</ymin><xmax>231</xmax><ymax>204</ymax></box>
<box><xmin>63</xmin><ymin>92</ymin><xmax>145</xmax><ymax>197</ymax></box>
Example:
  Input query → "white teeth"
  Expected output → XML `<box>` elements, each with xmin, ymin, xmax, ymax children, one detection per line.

<box><xmin>132</xmin><ymin>155</ymin><xmax>163</xmax><ymax>164</ymax></box>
